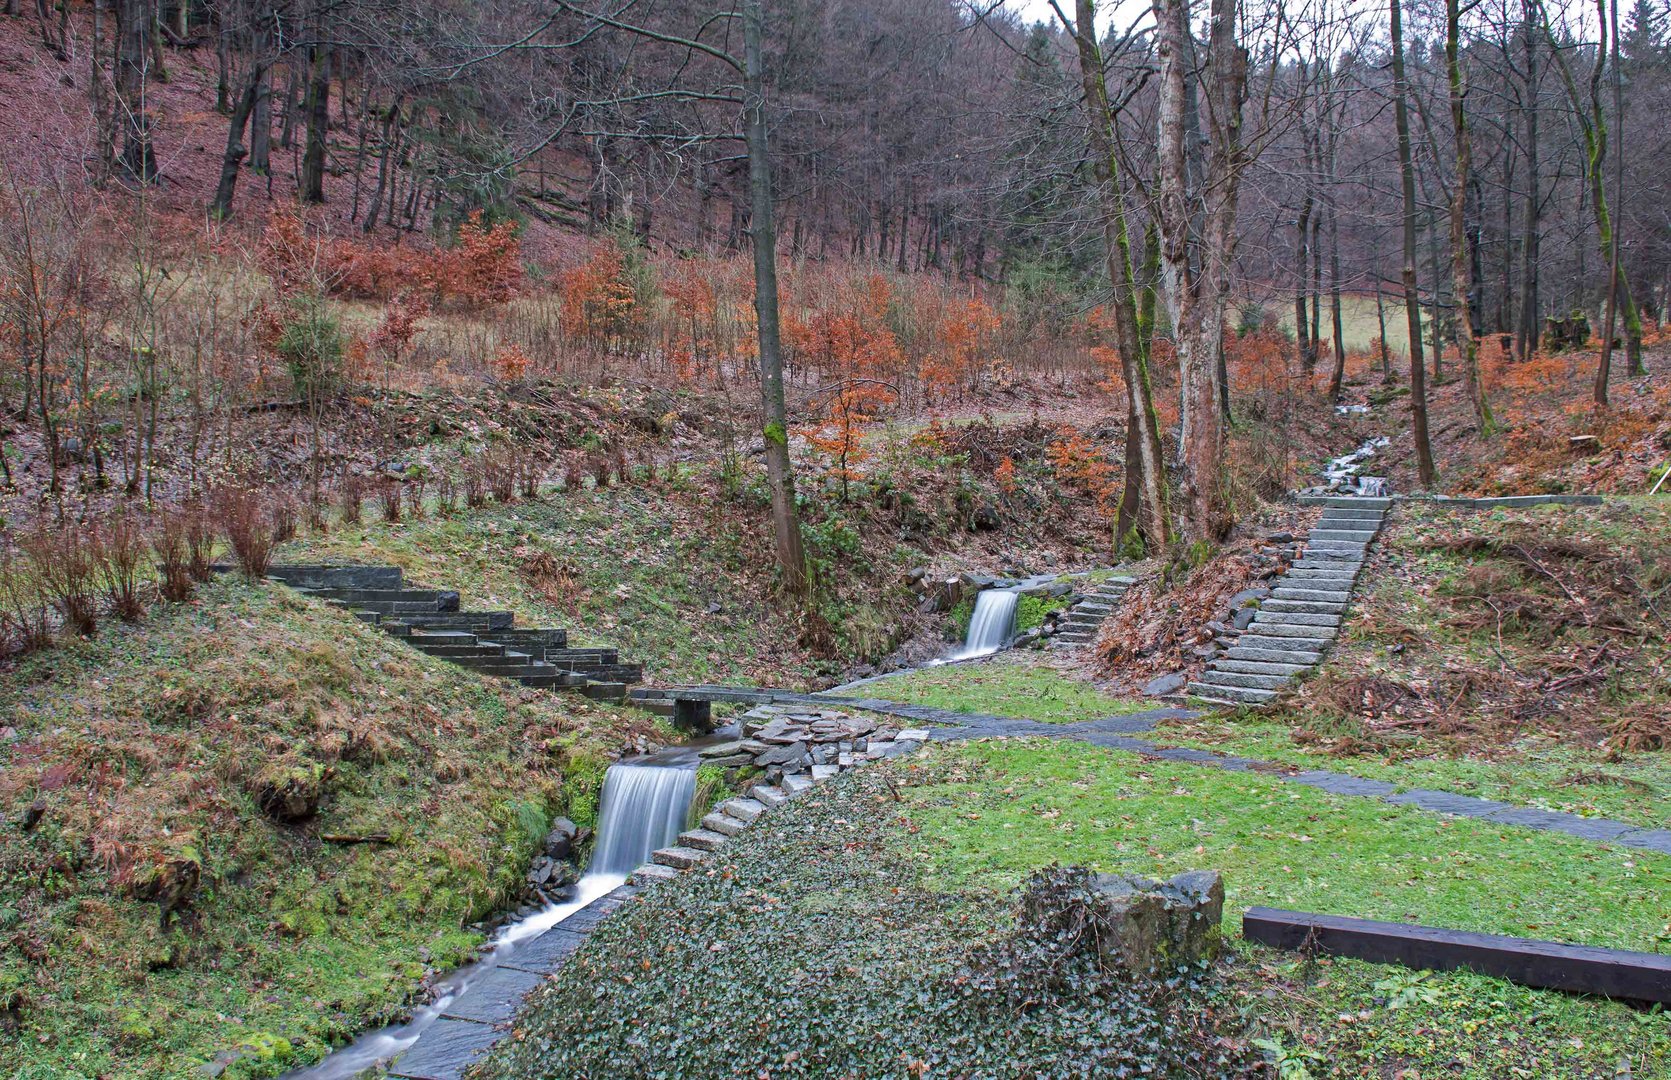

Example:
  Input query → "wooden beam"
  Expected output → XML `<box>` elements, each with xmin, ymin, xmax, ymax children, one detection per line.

<box><xmin>1243</xmin><ymin>907</ymin><xmax>1671</xmax><ymax>1003</ymax></box>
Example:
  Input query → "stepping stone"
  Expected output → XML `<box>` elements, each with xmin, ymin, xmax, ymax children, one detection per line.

<box><xmin>1225</xmin><ymin>646</ymin><xmax>1323</xmax><ymax>665</ymax></box>
<box><xmin>1186</xmin><ymin>681</ymin><xmax>1278</xmax><ymax>704</ymax></box>
<box><xmin>1261</xmin><ymin>599</ymin><xmax>1348</xmax><ymax>614</ymax></box>
<box><xmin>389</xmin><ymin>1018</ymin><xmax>505</xmax><ymax>1080</ymax></box>
<box><xmin>1198</xmin><ymin>670</ymin><xmax>1293</xmax><ymax>690</ymax></box>
<box><xmin>720</xmin><ymin>797</ymin><xmax>766</xmax><ymax>823</ymax></box>
<box><xmin>748</xmin><ymin>784</ymin><xmax>788</xmax><ymax>807</ymax></box>
<box><xmin>1272</xmin><ymin>588</ymin><xmax>1351</xmax><ymax>603</ymax></box>
<box><xmin>701</xmin><ymin>812</ymin><xmax>748</xmax><ymax>837</ymax></box>
<box><xmin>896</xmin><ymin>728</ymin><xmax>931</xmax><ymax>742</ymax></box>
<box><xmin>629</xmin><ymin>863</ymin><xmax>678</xmax><ymax>884</ymax></box>
<box><xmin>676</xmin><ymin>828</ymin><xmax>729</xmax><ymax>852</ymax></box>
<box><xmin>1213</xmin><ymin>658</ymin><xmax>1310</xmax><ymax>676</ymax></box>
<box><xmin>651</xmin><ymin>846</ymin><xmax>707</xmax><ymax>869</ymax></box>
<box><xmin>1253</xmin><ymin>611</ymin><xmax>1342</xmax><ymax>628</ymax></box>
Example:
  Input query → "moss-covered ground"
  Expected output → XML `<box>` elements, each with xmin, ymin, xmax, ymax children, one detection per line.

<box><xmin>0</xmin><ymin>579</ymin><xmax>662</xmax><ymax>1078</ymax></box>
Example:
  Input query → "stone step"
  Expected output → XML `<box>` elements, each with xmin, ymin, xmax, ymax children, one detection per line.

<box><xmin>1076</xmin><ymin>602</ymin><xmax>1115</xmax><ymax>615</ymax></box>
<box><xmin>702</xmin><ymin>812</ymin><xmax>748</xmax><ymax>837</ymax></box>
<box><xmin>538</xmin><ymin>648</ymin><xmax>620</xmax><ymax>666</ymax></box>
<box><xmin>1282</xmin><ymin>569</ymin><xmax>1359</xmax><ymax>583</ymax></box>
<box><xmin>720</xmin><ymin>797</ymin><xmax>766</xmax><ymax>823</ymax></box>
<box><xmin>1315</xmin><ymin>518</ymin><xmax>1383</xmax><ymax>532</ymax></box>
<box><xmin>1310</xmin><ymin>501</ymin><xmax>1390</xmax><ymax>514</ymax></box>
<box><xmin>268</xmin><ymin>564</ymin><xmax>404</xmax><ymax>590</ymax></box>
<box><xmin>749</xmin><ymin>785</ymin><xmax>788</xmax><ymax>808</ymax></box>
<box><xmin>676</xmin><ymin>828</ymin><xmax>729</xmax><ymax>852</ymax></box>
<box><xmin>1306</xmin><ymin>541</ymin><xmax>1368</xmax><ymax>555</ymax></box>
<box><xmin>1272</xmin><ymin>587</ymin><xmax>1351</xmax><ymax>604</ymax></box>
<box><xmin>1197</xmin><ymin>669</ymin><xmax>1293</xmax><ymax>690</ymax></box>
<box><xmin>1237</xmin><ymin>634</ymin><xmax>1332</xmax><ymax>653</ymax></box>
<box><xmin>1260</xmin><ymin>599</ymin><xmax>1349</xmax><ymax>614</ymax></box>
<box><xmin>1225</xmin><ymin>646</ymin><xmax>1323</xmax><ymax>666</ymax></box>
<box><xmin>780</xmin><ymin>774</ymin><xmax>812</xmax><ymax>796</ymax></box>
<box><xmin>651</xmin><ymin>846</ymin><xmax>707</xmax><ymax>870</ymax></box>
<box><xmin>1293</xmin><ymin>558</ymin><xmax>1363</xmax><ymax>570</ymax></box>
<box><xmin>1061</xmin><ymin>612</ymin><xmax>1104</xmax><ymax>624</ymax></box>
<box><xmin>1187</xmin><ymin>681</ymin><xmax>1278</xmax><ymax>704</ymax></box>
<box><xmin>469</xmin><ymin>662</ymin><xmax>561</xmax><ymax>680</ymax></box>
<box><xmin>351</xmin><ymin>610</ymin><xmax>382</xmax><ymax>625</ymax></box>
<box><xmin>629</xmin><ymin>863</ymin><xmax>678</xmax><ymax>884</ymax></box>
<box><xmin>1252</xmin><ymin>611</ymin><xmax>1342</xmax><ymax>628</ymax></box>
<box><xmin>391</xmin><ymin>611</ymin><xmax>517</xmax><ymax>632</ymax></box>
<box><xmin>582</xmin><ymin>681</ymin><xmax>628</xmax><ymax>702</ymax></box>
<box><xmin>517</xmin><ymin>675</ymin><xmax>566</xmax><ymax>689</ymax></box>
<box><xmin>1309</xmin><ymin>529</ymin><xmax>1378</xmax><ymax>543</ymax></box>
<box><xmin>406</xmin><ymin>630</ymin><xmax>480</xmax><ymax>645</ymax></box>
<box><xmin>1212</xmin><ymin>658</ymin><xmax>1311</xmax><ymax>676</ymax></box>
<box><xmin>410</xmin><ymin>643</ymin><xmax>507</xmax><ymax>658</ymax></box>
<box><xmin>1243</xmin><ymin>620</ymin><xmax>1336</xmax><ymax>639</ymax></box>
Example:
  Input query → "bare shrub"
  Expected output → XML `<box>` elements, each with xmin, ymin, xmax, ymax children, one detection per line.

<box><xmin>407</xmin><ymin>474</ymin><xmax>428</xmax><ymax>519</ymax></box>
<box><xmin>0</xmin><ymin>549</ymin><xmax>51</xmax><ymax>653</ymax></box>
<box><xmin>434</xmin><ymin>473</ymin><xmax>459</xmax><ymax>516</ymax></box>
<box><xmin>24</xmin><ymin>524</ymin><xmax>97</xmax><ymax>636</ymax></box>
<box><xmin>376</xmin><ymin>479</ymin><xmax>403</xmax><ymax>523</ymax></box>
<box><xmin>485</xmin><ymin>449</ymin><xmax>516</xmax><ymax>503</ymax></box>
<box><xmin>92</xmin><ymin>513</ymin><xmax>147</xmax><ymax>622</ymax></box>
<box><xmin>589</xmin><ymin>451</ymin><xmax>612</xmax><ymax>489</ymax></box>
<box><xmin>562</xmin><ymin>455</ymin><xmax>585</xmax><ymax>492</ymax></box>
<box><xmin>463</xmin><ymin>459</ymin><xmax>488</xmax><ymax>508</ymax></box>
<box><xmin>518</xmin><ymin>454</ymin><xmax>543</xmax><ymax>500</ymax></box>
<box><xmin>271</xmin><ymin>492</ymin><xmax>299</xmax><ymax>545</ymax></box>
<box><xmin>215</xmin><ymin>486</ymin><xmax>279</xmax><ymax>581</ymax></box>
<box><xmin>338</xmin><ymin>474</ymin><xmax>364</xmax><ymax>526</ymax></box>
<box><xmin>185</xmin><ymin>503</ymin><xmax>219</xmax><ymax>582</ymax></box>
<box><xmin>151</xmin><ymin>510</ymin><xmax>195</xmax><ymax>603</ymax></box>
<box><xmin>613</xmin><ymin>447</ymin><xmax>629</xmax><ymax>486</ymax></box>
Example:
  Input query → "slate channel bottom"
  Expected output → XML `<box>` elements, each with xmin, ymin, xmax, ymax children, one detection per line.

<box><xmin>389</xmin><ymin>884</ymin><xmax>637</xmax><ymax>1080</ymax></box>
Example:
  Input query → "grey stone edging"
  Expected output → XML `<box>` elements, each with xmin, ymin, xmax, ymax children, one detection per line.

<box><xmin>1295</xmin><ymin>493</ymin><xmax>1605</xmax><ymax>509</ymax></box>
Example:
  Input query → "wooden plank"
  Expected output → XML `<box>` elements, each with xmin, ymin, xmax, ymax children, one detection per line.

<box><xmin>1243</xmin><ymin>907</ymin><xmax>1671</xmax><ymax>1003</ymax></box>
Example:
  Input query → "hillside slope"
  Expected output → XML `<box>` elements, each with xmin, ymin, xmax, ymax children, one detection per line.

<box><xmin>0</xmin><ymin>578</ymin><xmax>661</xmax><ymax>1078</ymax></box>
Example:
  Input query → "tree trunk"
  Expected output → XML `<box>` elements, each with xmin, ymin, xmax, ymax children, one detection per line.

<box><xmin>249</xmin><ymin>62</ymin><xmax>273</xmax><ymax>175</ymax></box>
<box><xmin>1068</xmin><ymin>0</ymin><xmax>1171</xmax><ymax>553</ymax></box>
<box><xmin>744</xmin><ymin>0</ymin><xmax>808</xmax><ymax>596</ymax></box>
<box><xmin>1446</xmin><ymin>0</ymin><xmax>1495</xmax><ymax>433</ymax></box>
<box><xmin>300</xmin><ymin>32</ymin><xmax>330</xmax><ymax>203</ymax></box>
<box><xmin>1516</xmin><ymin>0</ymin><xmax>1540</xmax><ymax>363</ymax></box>
<box><xmin>1392</xmin><ymin>0</ymin><xmax>1437</xmax><ymax>487</ymax></box>
<box><xmin>209</xmin><ymin>61</ymin><xmax>263</xmax><ymax>217</ymax></box>
<box><xmin>115</xmin><ymin>0</ymin><xmax>158</xmax><ymax>183</ymax></box>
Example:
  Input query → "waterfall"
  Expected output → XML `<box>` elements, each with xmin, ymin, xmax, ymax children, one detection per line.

<box><xmin>284</xmin><ymin>762</ymin><xmax>695</xmax><ymax>1079</ymax></box>
<box><xmin>951</xmin><ymin>588</ymin><xmax>1020</xmax><ymax>660</ymax></box>
<box><xmin>588</xmin><ymin>764</ymin><xmax>698</xmax><ymax>876</ymax></box>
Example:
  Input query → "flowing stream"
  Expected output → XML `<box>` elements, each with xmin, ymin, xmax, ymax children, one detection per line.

<box><xmin>284</xmin><ymin>763</ymin><xmax>697</xmax><ymax>1080</ymax></box>
<box><xmin>947</xmin><ymin>588</ymin><xmax>1020</xmax><ymax>661</ymax></box>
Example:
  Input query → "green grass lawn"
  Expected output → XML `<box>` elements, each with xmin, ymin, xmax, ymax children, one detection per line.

<box><xmin>851</xmin><ymin>653</ymin><xmax>1153</xmax><ymax>722</ymax></box>
<box><xmin>894</xmin><ymin>738</ymin><xmax>1671</xmax><ymax>1077</ymax></box>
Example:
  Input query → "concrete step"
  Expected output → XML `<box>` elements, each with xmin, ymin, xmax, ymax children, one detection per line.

<box><xmin>582</xmin><ymin>681</ymin><xmax>628</xmax><ymax>702</ymax></box>
<box><xmin>1317</xmin><ymin>496</ymin><xmax>1392</xmax><ymax>509</ymax></box>
<box><xmin>1213</xmin><ymin>658</ymin><xmax>1311</xmax><ymax>676</ymax></box>
<box><xmin>1187</xmin><ymin>682</ymin><xmax>1278</xmax><ymax>704</ymax></box>
<box><xmin>1261</xmin><ymin>599</ymin><xmax>1349</xmax><ymax>614</ymax></box>
<box><xmin>780</xmin><ymin>773</ymin><xmax>813</xmax><ymax>796</ymax></box>
<box><xmin>676</xmin><ymin>828</ymin><xmax>729</xmax><ymax>852</ymax></box>
<box><xmin>1272</xmin><ymin>587</ymin><xmax>1351</xmax><ymax>604</ymax></box>
<box><xmin>415</xmin><ymin>644</ymin><xmax>509</xmax><ymax>659</ymax></box>
<box><xmin>1253</xmin><ymin>611</ymin><xmax>1342</xmax><ymax>628</ymax></box>
<box><xmin>1197</xmin><ymin>669</ymin><xmax>1293</xmax><ymax>690</ymax></box>
<box><xmin>1307</xmin><ymin>540</ymin><xmax>1368</xmax><ymax>555</ymax></box>
<box><xmin>268</xmin><ymin>564</ymin><xmax>404</xmax><ymax>590</ymax></box>
<box><xmin>629</xmin><ymin>863</ymin><xmax>678</xmax><ymax>884</ymax></box>
<box><xmin>1226</xmin><ymin>645</ymin><xmax>1323</xmax><ymax>665</ymax></box>
<box><xmin>1282</xmin><ymin>569</ymin><xmax>1358</xmax><ymax>583</ymax></box>
<box><xmin>1293</xmin><ymin>558</ymin><xmax>1363</xmax><ymax>570</ymax></box>
<box><xmin>702</xmin><ymin>812</ymin><xmax>748</xmax><ymax>837</ymax></box>
<box><xmin>392</xmin><ymin>612</ymin><xmax>517</xmax><ymax>632</ymax></box>
<box><xmin>651</xmin><ymin>846</ymin><xmax>707</xmax><ymax>869</ymax></box>
<box><xmin>405</xmin><ymin>630</ymin><xmax>480</xmax><ymax>645</ymax></box>
<box><xmin>721</xmin><ymin>797</ymin><xmax>766</xmax><ymax>823</ymax></box>
<box><xmin>1309</xmin><ymin>529</ymin><xmax>1378</xmax><ymax>543</ymax></box>
<box><xmin>1237</xmin><ymin>634</ymin><xmax>1332</xmax><ymax>653</ymax></box>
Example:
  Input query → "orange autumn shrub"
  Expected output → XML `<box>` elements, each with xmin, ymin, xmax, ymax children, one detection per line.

<box><xmin>1047</xmin><ymin>427</ymin><xmax>1120</xmax><ymax>519</ymax></box>
<box><xmin>559</xmin><ymin>237</ymin><xmax>639</xmax><ymax>342</ymax></box>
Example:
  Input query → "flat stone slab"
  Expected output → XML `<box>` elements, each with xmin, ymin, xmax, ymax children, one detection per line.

<box><xmin>1384</xmin><ymin>789</ymin><xmax>1511</xmax><ymax>818</ymax></box>
<box><xmin>440</xmin><ymin>965</ymin><xmax>544</xmax><ymax>1024</ymax></box>
<box><xmin>503</xmin><ymin>927</ymin><xmax>587</xmax><ymax>971</ymax></box>
<box><xmin>720</xmin><ymin>797</ymin><xmax>766</xmax><ymax>823</ymax></box>
<box><xmin>390</xmin><ymin>1018</ymin><xmax>506</xmax><ymax>1080</ymax></box>
<box><xmin>1483</xmin><ymin>808</ymin><xmax>1639</xmax><ymax>841</ymax></box>
<box><xmin>702</xmin><ymin>811</ymin><xmax>747</xmax><ymax>836</ymax></box>
<box><xmin>651</xmin><ymin>846</ymin><xmax>707</xmax><ymax>869</ymax></box>
<box><xmin>1289</xmin><ymin>771</ymin><xmax>1398</xmax><ymax>797</ymax></box>
<box><xmin>1614</xmin><ymin>828</ymin><xmax>1671</xmax><ymax>854</ymax></box>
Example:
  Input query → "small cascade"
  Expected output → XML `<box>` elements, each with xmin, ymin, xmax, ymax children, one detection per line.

<box><xmin>949</xmin><ymin>588</ymin><xmax>1020</xmax><ymax>661</ymax></box>
<box><xmin>285</xmin><ymin>762</ymin><xmax>695</xmax><ymax>1079</ymax></box>
<box><xmin>588</xmin><ymin>764</ymin><xmax>698</xmax><ymax>875</ymax></box>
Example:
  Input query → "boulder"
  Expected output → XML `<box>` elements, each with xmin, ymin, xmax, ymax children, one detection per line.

<box><xmin>250</xmin><ymin>759</ymin><xmax>328</xmax><ymax>822</ymax></box>
<box><xmin>1143</xmin><ymin>671</ymin><xmax>1187</xmax><ymax>696</ymax></box>
<box><xmin>543</xmin><ymin>817</ymin><xmax>579</xmax><ymax>860</ymax></box>
<box><xmin>1018</xmin><ymin>867</ymin><xmax>1224</xmax><ymax>976</ymax></box>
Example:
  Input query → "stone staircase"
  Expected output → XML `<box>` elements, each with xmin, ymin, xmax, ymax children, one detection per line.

<box><xmin>1049</xmin><ymin>575</ymin><xmax>1136</xmax><ymax>648</ymax></box>
<box><xmin>266</xmin><ymin>565</ymin><xmax>643</xmax><ymax>703</ymax></box>
<box><xmin>634</xmin><ymin>780</ymin><xmax>804</xmax><ymax>883</ymax></box>
<box><xmin>1187</xmin><ymin>496</ymin><xmax>1389</xmax><ymax>706</ymax></box>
